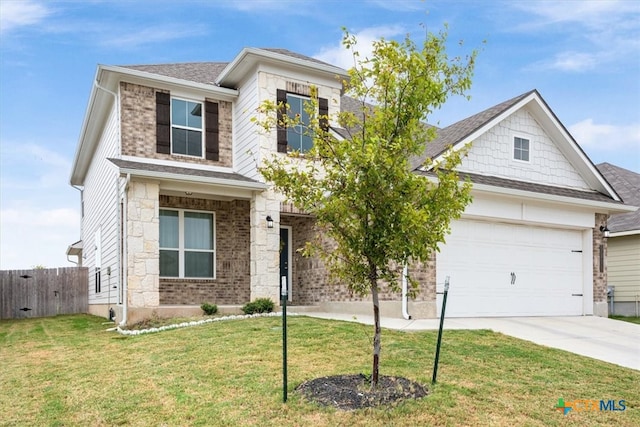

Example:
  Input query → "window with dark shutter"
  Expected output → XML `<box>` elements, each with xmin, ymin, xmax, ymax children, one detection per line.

<box><xmin>276</xmin><ymin>89</ymin><xmax>288</xmax><ymax>153</ymax></box>
<box><xmin>205</xmin><ymin>101</ymin><xmax>219</xmax><ymax>161</ymax></box>
<box><xmin>319</xmin><ymin>97</ymin><xmax>329</xmax><ymax>132</ymax></box>
<box><xmin>276</xmin><ymin>89</ymin><xmax>329</xmax><ymax>154</ymax></box>
<box><xmin>156</xmin><ymin>92</ymin><xmax>171</xmax><ymax>154</ymax></box>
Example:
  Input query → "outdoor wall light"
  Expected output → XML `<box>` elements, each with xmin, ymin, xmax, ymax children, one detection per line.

<box><xmin>266</xmin><ymin>216</ymin><xmax>274</xmax><ymax>229</ymax></box>
<box><xmin>600</xmin><ymin>225</ymin><xmax>610</xmax><ymax>239</ymax></box>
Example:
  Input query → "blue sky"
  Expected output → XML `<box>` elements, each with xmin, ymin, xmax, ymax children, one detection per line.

<box><xmin>1</xmin><ymin>0</ymin><xmax>639</xmax><ymax>269</ymax></box>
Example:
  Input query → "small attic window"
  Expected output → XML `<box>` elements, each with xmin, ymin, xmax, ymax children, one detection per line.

<box><xmin>513</xmin><ymin>136</ymin><xmax>530</xmax><ymax>162</ymax></box>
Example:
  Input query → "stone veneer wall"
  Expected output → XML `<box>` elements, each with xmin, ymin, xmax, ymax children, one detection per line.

<box><xmin>593</xmin><ymin>213</ymin><xmax>608</xmax><ymax>314</ymax></box>
<box><xmin>127</xmin><ymin>181</ymin><xmax>160</xmax><ymax>308</ymax></box>
<box><xmin>119</xmin><ymin>82</ymin><xmax>233</xmax><ymax>167</ymax></box>
<box><xmin>158</xmin><ymin>196</ymin><xmax>251</xmax><ymax>305</ymax></box>
<box><xmin>280</xmin><ymin>215</ymin><xmax>435</xmax><ymax>305</ymax></box>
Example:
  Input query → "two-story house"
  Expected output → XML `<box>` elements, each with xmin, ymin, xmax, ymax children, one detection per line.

<box><xmin>68</xmin><ymin>48</ymin><xmax>632</xmax><ymax>325</ymax></box>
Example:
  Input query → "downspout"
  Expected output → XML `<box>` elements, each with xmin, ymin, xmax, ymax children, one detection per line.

<box><xmin>120</xmin><ymin>173</ymin><xmax>131</xmax><ymax>327</ymax></box>
<box><xmin>401</xmin><ymin>264</ymin><xmax>411</xmax><ymax>320</ymax></box>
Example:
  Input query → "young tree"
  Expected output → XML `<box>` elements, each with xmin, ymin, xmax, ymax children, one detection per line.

<box><xmin>256</xmin><ymin>28</ymin><xmax>477</xmax><ymax>388</ymax></box>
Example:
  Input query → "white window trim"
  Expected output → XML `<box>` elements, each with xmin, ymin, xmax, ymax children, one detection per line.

<box><xmin>171</xmin><ymin>96</ymin><xmax>205</xmax><ymax>159</ymax></box>
<box><xmin>512</xmin><ymin>133</ymin><xmax>532</xmax><ymax>164</ymax></box>
<box><xmin>160</xmin><ymin>208</ymin><xmax>216</xmax><ymax>279</ymax></box>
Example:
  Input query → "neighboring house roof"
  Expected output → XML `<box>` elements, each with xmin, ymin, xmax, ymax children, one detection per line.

<box><xmin>108</xmin><ymin>159</ymin><xmax>266</xmax><ymax>190</ymax></box>
<box><xmin>597</xmin><ymin>162</ymin><xmax>640</xmax><ymax>233</ymax></box>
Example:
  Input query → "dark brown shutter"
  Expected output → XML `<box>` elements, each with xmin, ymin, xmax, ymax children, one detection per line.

<box><xmin>156</xmin><ymin>92</ymin><xmax>171</xmax><ymax>154</ymax></box>
<box><xmin>319</xmin><ymin>97</ymin><xmax>329</xmax><ymax>132</ymax></box>
<box><xmin>276</xmin><ymin>89</ymin><xmax>288</xmax><ymax>153</ymax></box>
<box><xmin>205</xmin><ymin>101</ymin><xmax>219</xmax><ymax>161</ymax></box>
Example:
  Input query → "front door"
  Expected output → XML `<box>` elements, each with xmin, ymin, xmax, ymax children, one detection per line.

<box><xmin>280</xmin><ymin>227</ymin><xmax>292</xmax><ymax>301</ymax></box>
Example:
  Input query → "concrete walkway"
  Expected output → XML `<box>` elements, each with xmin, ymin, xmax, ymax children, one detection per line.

<box><xmin>303</xmin><ymin>312</ymin><xmax>640</xmax><ymax>371</ymax></box>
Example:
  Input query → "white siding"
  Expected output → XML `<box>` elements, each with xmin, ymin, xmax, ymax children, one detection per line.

<box><xmin>460</xmin><ymin>108</ymin><xmax>590</xmax><ymax>190</ymax></box>
<box><xmin>608</xmin><ymin>235</ymin><xmax>640</xmax><ymax>302</ymax></box>
<box><xmin>82</xmin><ymin>103</ymin><xmax>121</xmax><ymax>305</ymax></box>
<box><xmin>234</xmin><ymin>72</ymin><xmax>261</xmax><ymax>179</ymax></box>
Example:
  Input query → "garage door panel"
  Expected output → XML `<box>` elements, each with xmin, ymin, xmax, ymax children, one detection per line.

<box><xmin>436</xmin><ymin>220</ymin><xmax>584</xmax><ymax>317</ymax></box>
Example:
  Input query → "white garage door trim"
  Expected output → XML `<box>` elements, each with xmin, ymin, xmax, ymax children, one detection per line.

<box><xmin>436</xmin><ymin>219</ymin><xmax>585</xmax><ymax>317</ymax></box>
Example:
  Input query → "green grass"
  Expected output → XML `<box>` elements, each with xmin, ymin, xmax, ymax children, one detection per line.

<box><xmin>1</xmin><ymin>315</ymin><xmax>638</xmax><ymax>426</ymax></box>
<box><xmin>610</xmin><ymin>315</ymin><xmax>640</xmax><ymax>325</ymax></box>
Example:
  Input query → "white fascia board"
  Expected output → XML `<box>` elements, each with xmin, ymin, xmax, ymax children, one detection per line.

<box><xmin>70</xmin><ymin>67</ymin><xmax>113</xmax><ymax>186</ymax></box>
<box><xmin>428</xmin><ymin>92</ymin><xmax>620</xmax><ymax>202</ymax></box>
<box><xmin>115</xmin><ymin>166</ymin><xmax>268</xmax><ymax>192</ymax></box>
<box><xmin>610</xmin><ymin>229</ymin><xmax>640</xmax><ymax>237</ymax></box>
<box><xmin>609</xmin><ymin>228</ymin><xmax>640</xmax><ymax>238</ymax></box>
<box><xmin>524</xmin><ymin>97</ymin><xmax>620</xmax><ymax>201</ymax></box>
<box><xmin>216</xmin><ymin>48</ymin><xmax>348</xmax><ymax>88</ymax></box>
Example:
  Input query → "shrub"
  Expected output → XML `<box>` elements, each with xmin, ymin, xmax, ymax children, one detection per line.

<box><xmin>242</xmin><ymin>298</ymin><xmax>274</xmax><ymax>315</ymax></box>
<box><xmin>201</xmin><ymin>302</ymin><xmax>218</xmax><ymax>316</ymax></box>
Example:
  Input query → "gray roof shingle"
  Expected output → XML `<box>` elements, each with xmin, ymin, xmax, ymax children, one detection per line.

<box><xmin>596</xmin><ymin>163</ymin><xmax>640</xmax><ymax>232</ymax></box>
<box><xmin>417</xmin><ymin>170</ymin><xmax>619</xmax><ymax>204</ymax></box>
<box><xmin>108</xmin><ymin>158</ymin><xmax>262</xmax><ymax>185</ymax></box>
<box><xmin>122</xmin><ymin>62</ymin><xmax>228</xmax><ymax>85</ymax></box>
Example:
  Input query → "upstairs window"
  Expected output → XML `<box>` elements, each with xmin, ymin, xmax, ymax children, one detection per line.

<box><xmin>276</xmin><ymin>89</ymin><xmax>329</xmax><ymax>154</ymax></box>
<box><xmin>171</xmin><ymin>99</ymin><xmax>203</xmax><ymax>157</ymax></box>
<box><xmin>513</xmin><ymin>136</ymin><xmax>530</xmax><ymax>162</ymax></box>
<box><xmin>156</xmin><ymin>92</ymin><xmax>220</xmax><ymax>161</ymax></box>
<box><xmin>286</xmin><ymin>94</ymin><xmax>313</xmax><ymax>153</ymax></box>
<box><xmin>160</xmin><ymin>209</ymin><xmax>215</xmax><ymax>278</ymax></box>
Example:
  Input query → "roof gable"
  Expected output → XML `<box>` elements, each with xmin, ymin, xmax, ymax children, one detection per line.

<box><xmin>416</xmin><ymin>90</ymin><xmax>620</xmax><ymax>201</ymax></box>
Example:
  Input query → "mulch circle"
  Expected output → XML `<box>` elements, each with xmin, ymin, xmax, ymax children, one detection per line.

<box><xmin>296</xmin><ymin>374</ymin><xmax>428</xmax><ymax>411</ymax></box>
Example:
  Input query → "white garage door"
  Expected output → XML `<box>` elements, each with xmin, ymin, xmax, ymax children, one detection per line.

<box><xmin>436</xmin><ymin>220</ymin><xmax>584</xmax><ymax>317</ymax></box>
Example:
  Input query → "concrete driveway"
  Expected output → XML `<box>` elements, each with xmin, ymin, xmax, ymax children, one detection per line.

<box><xmin>304</xmin><ymin>313</ymin><xmax>640</xmax><ymax>371</ymax></box>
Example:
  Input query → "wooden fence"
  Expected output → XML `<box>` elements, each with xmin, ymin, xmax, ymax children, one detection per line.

<box><xmin>0</xmin><ymin>267</ymin><xmax>88</xmax><ymax>320</ymax></box>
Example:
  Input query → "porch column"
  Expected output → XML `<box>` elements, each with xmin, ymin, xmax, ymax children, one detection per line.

<box><xmin>250</xmin><ymin>190</ymin><xmax>281</xmax><ymax>304</ymax></box>
<box><xmin>127</xmin><ymin>181</ymin><xmax>160</xmax><ymax>308</ymax></box>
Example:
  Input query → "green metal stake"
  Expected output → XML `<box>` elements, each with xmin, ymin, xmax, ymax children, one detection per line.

<box><xmin>432</xmin><ymin>276</ymin><xmax>450</xmax><ymax>384</ymax></box>
<box><xmin>281</xmin><ymin>276</ymin><xmax>288</xmax><ymax>403</ymax></box>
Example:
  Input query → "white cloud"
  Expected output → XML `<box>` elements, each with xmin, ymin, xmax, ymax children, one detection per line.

<box><xmin>366</xmin><ymin>0</ymin><xmax>425</xmax><ymax>12</ymax></box>
<box><xmin>569</xmin><ymin>118</ymin><xmax>640</xmax><ymax>151</ymax></box>
<box><xmin>314</xmin><ymin>25</ymin><xmax>406</xmax><ymax>70</ymax></box>
<box><xmin>510</xmin><ymin>0</ymin><xmax>640</xmax><ymax>32</ymax></box>
<box><xmin>0</xmin><ymin>206</ymin><xmax>80</xmax><ymax>270</ymax></box>
<box><xmin>531</xmin><ymin>52</ymin><xmax>599</xmax><ymax>72</ymax></box>
<box><xmin>0</xmin><ymin>0</ymin><xmax>50</xmax><ymax>34</ymax></box>
<box><xmin>509</xmin><ymin>0</ymin><xmax>640</xmax><ymax>73</ymax></box>
<box><xmin>100</xmin><ymin>24</ymin><xmax>207</xmax><ymax>49</ymax></box>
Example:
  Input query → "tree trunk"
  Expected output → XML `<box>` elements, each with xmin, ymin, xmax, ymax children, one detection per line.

<box><xmin>370</xmin><ymin>276</ymin><xmax>381</xmax><ymax>389</ymax></box>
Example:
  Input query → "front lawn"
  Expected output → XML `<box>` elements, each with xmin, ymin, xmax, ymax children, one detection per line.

<box><xmin>610</xmin><ymin>315</ymin><xmax>640</xmax><ymax>325</ymax></box>
<box><xmin>0</xmin><ymin>315</ymin><xmax>637</xmax><ymax>426</ymax></box>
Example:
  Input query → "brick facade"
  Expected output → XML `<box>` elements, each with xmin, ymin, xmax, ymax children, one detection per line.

<box><xmin>120</xmin><ymin>82</ymin><xmax>233</xmax><ymax>167</ymax></box>
<box><xmin>158</xmin><ymin>195</ymin><xmax>251</xmax><ymax>305</ymax></box>
<box><xmin>281</xmin><ymin>215</ymin><xmax>435</xmax><ymax>306</ymax></box>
